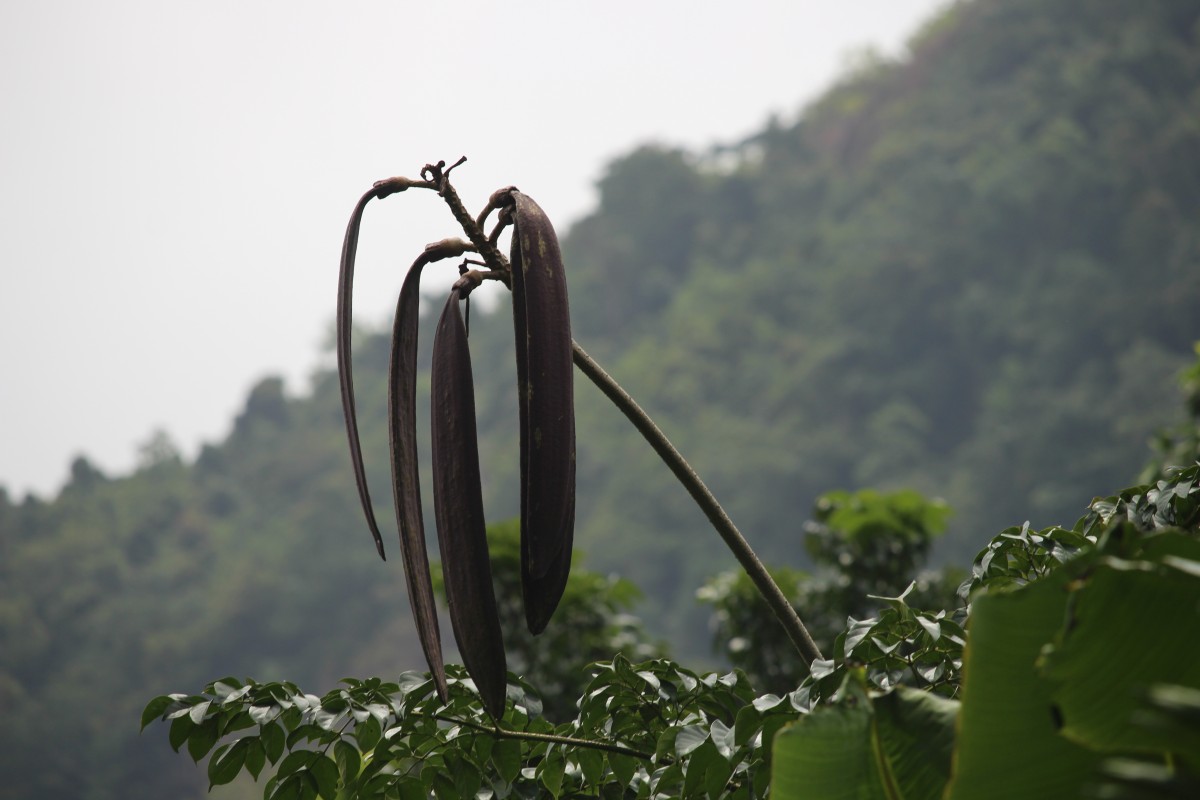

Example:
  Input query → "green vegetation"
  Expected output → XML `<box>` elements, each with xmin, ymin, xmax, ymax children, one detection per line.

<box><xmin>4</xmin><ymin>0</ymin><xmax>1200</xmax><ymax>796</ymax></box>
<box><xmin>698</xmin><ymin>488</ymin><xmax>963</xmax><ymax>694</ymax></box>
<box><xmin>143</xmin><ymin>427</ymin><xmax>1200</xmax><ymax>798</ymax></box>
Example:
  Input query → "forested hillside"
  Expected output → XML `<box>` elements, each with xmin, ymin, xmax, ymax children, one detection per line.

<box><xmin>3</xmin><ymin>1</ymin><xmax>1199</xmax><ymax>797</ymax></box>
<box><xmin>553</xmin><ymin>0</ymin><xmax>1200</xmax><ymax>616</ymax></box>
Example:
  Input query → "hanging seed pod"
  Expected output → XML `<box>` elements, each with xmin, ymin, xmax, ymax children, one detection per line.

<box><xmin>337</xmin><ymin>178</ymin><xmax>418</xmax><ymax>560</ymax></box>
<box><xmin>430</xmin><ymin>277</ymin><xmax>507</xmax><ymax>718</ymax></box>
<box><xmin>383</xmin><ymin>239</ymin><xmax>473</xmax><ymax>703</ymax></box>
<box><xmin>340</xmin><ymin>177</ymin><xmax>466</xmax><ymax>703</ymax></box>
<box><xmin>507</xmin><ymin>190</ymin><xmax>576</xmax><ymax>634</ymax></box>
<box><xmin>381</xmin><ymin>257</ymin><xmax>449</xmax><ymax>700</ymax></box>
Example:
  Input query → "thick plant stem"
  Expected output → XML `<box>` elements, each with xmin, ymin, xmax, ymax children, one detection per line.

<box><xmin>570</xmin><ymin>342</ymin><xmax>825</xmax><ymax>668</ymax></box>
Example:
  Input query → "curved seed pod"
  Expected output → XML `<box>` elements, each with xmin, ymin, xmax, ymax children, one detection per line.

<box><xmin>338</xmin><ymin>177</ymin><xmax>449</xmax><ymax>700</ymax></box>
<box><xmin>509</xmin><ymin>190</ymin><xmax>576</xmax><ymax>634</ymax></box>
<box><xmin>337</xmin><ymin>177</ymin><xmax>418</xmax><ymax>561</ymax></box>
<box><xmin>389</xmin><ymin>256</ymin><xmax>449</xmax><ymax>702</ymax></box>
<box><xmin>431</xmin><ymin>282</ymin><xmax>507</xmax><ymax>719</ymax></box>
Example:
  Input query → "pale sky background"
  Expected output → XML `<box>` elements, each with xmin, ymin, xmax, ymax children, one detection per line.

<box><xmin>1</xmin><ymin>0</ymin><xmax>947</xmax><ymax>499</ymax></box>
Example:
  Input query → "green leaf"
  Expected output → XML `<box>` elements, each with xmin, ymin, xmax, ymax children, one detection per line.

<box><xmin>141</xmin><ymin>695</ymin><xmax>173</xmax><ymax>731</ymax></box>
<box><xmin>245</xmin><ymin>737</ymin><xmax>267</xmax><ymax>781</ymax></box>
<box><xmin>395</xmin><ymin>776</ymin><xmax>427</xmax><ymax>800</ymax></box>
<box><xmin>540</xmin><ymin>748</ymin><xmax>565</xmax><ymax>798</ymax></box>
<box><xmin>355</xmin><ymin>714</ymin><xmax>381</xmax><ymax>753</ymax></box>
<box><xmin>771</xmin><ymin>697</ymin><xmax>885</xmax><ymax>799</ymax></box>
<box><xmin>287</xmin><ymin>723</ymin><xmax>323</xmax><ymax>749</ymax></box>
<box><xmin>250</xmin><ymin>704</ymin><xmax>281</xmax><ymax>725</ymax></box>
<box><xmin>751</xmin><ymin>694</ymin><xmax>783</xmax><ymax>713</ymax></box>
<box><xmin>675</xmin><ymin>724</ymin><xmax>709</xmax><ymax>758</ymax></box>
<box><xmin>472</xmin><ymin>733</ymin><xmax>495</xmax><ymax>765</ymax></box>
<box><xmin>426</xmin><ymin>763</ymin><xmax>455</xmax><ymax>800</ymax></box>
<box><xmin>710</xmin><ymin>719</ymin><xmax>735</xmax><ymax>760</ymax></box>
<box><xmin>168</xmin><ymin>714</ymin><xmax>193</xmax><ymax>753</ymax></box>
<box><xmin>334</xmin><ymin>740</ymin><xmax>361</xmax><ymax>784</ymax></box>
<box><xmin>946</xmin><ymin>567</ymin><xmax>1101</xmax><ymax>799</ymax></box>
<box><xmin>278</xmin><ymin>751</ymin><xmax>315</xmax><ymax>779</ymax></box>
<box><xmin>308</xmin><ymin>752</ymin><xmax>340</xmax><ymax>800</ymax></box>
<box><xmin>187</xmin><ymin>717</ymin><xmax>220</xmax><ymax>763</ymax></box>
<box><xmin>208</xmin><ymin>738</ymin><xmax>248</xmax><ymax>787</ymax></box>
<box><xmin>873</xmin><ymin>688</ymin><xmax>958</xmax><ymax>798</ymax></box>
<box><xmin>772</xmin><ymin>681</ymin><xmax>956</xmax><ymax>800</ymax></box>
<box><xmin>269</xmin><ymin>773</ymin><xmax>303</xmax><ymax>800</ymax></box>
<box><xmin>1040</xmin><ymin>551</ymin><xmax>1200</xmax><ymax>754</ymax></box>
<box><xmin>492</xmin><ymin>737</ymin><xmax>522</xmax><ymax>784</ymax></box>
<box><xmin>1125</xmin><ymin>684</ymin><xmax>1200</xmax><ymax>767</ymax></box>
<box><xmin>262</xmin><ymin>721</ymin><xmax>286</xmax><ymax>764</ymax></box>
<box><xmin>914</xmin><ymin>616</ymin><xmax>941</xmax><ymax>641</ymax></box>
<box><xmin>704</xmin><ymin>751</ymin><xmax>735</xmax><ymax>800</ymax></box>
<box><xmin>608</xmin><ymin>752</ymin><xmax>635</xmax><ymax>787</ymax></box>
<box><xmin>188</xmin><ymin>699</ymin><xmax>211</xmax><ymax>725</ymax></box>
<box><xmin>576</xmin><ymin>746</ymin><xmax>604</xmax><ymax>785</ymax></box>
<box><xmin>684</xmin><ymin>738</ymin><xmax>721</xmax><ymax>797</ymax></box>
<box><xmin>733</xmin><ymin>704</ymin><xmax>762</xmax><ymax>747</ymax></box>
<box><xmin>451</xmin><ymin>758</ymin><xmax>482</xmax><ymax>799</ymax></box>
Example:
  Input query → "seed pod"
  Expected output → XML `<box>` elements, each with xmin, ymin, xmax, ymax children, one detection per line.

<box><xmin>337</xmin><ymin>177</ymin><xmax>422</xmax><ymax>560</ymax></box>
<box><xmin>431</xmin><ymin>282</ymin><xmax>507</xmax><ymax>719</ymax></box>
<box><xmin>387</xmin><ymin>257</ymin><xmax>449</xmax><ymax>702</ymax></box>
<box><xmin>338</xmin><ymin>178</ymin><xmax>449</xmax><ymax>701</ymax></box>
<box><xmin>508</xmin><ymin>190</ymin><xmax>576</xmax><ymax>634</ymax></box>
<box><xmin>337</xmin><ymin>185</ymin><xmax>391</xmax><ymax>560</ymax></box>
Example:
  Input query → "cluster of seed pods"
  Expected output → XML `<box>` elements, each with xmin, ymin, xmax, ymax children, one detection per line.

<box><xmin>336</xmin><ymin>160</ymin><xmax>575</xmax><ymax>719</ymax></box>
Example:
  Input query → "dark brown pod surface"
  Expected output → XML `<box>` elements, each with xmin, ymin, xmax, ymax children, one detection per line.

<box><xmin>509</xmin><ymin>190</ymin><xmax>576</xmax><ymax>634</ymax></box>
<box><xmin>431</xmin><ymin>286</ymin><xmax>508</xmax><ymax>718</ymax></box>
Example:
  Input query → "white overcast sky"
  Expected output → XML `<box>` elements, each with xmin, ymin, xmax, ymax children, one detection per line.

<box><xmin>1</xmin><ymin>0</ymin><xmax>946</xmax><ymax>498</ymax></box>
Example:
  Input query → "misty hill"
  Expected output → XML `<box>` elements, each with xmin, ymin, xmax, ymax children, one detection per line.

<box><xmin>3</xmin><ymin>0</ymin><xmax>1199</xmax><ymax>797</ymax></box>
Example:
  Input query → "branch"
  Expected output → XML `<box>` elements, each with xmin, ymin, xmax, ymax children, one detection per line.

<box><xmin>570</xmin><ymin>341</ymin><xmax>825</xmax><ymax>667</ymax></box>
<box><xmin>435</xmin><ymin>714</ymin><xmax>653</xmax><ymax>761</ymax></box>
<box><xmin>429</xmin><ymin>166</ymin><xmax>824</xmax><ymax>668</ymax></box>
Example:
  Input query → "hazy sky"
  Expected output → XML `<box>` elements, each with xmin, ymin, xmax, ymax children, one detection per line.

<box><xmin>1</xmin><ymin>0</ymin><xmax>946</xmax><ymax>498</ymax></box>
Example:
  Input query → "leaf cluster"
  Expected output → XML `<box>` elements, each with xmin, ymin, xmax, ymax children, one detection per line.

<box><xmin>772</xmin><ymin>462</ymin><xmax>1200</xmax><ymax>798</ymax></box>
<box><xmin>699</xmin><ymin>489</ymin><xmax>962</xmax><ymax>694</ymax></box>
<box><xmin>143</xmin><ymin>657</ymin><xmax>803</xmax><ymax>800</ymax></box>
<box><xmin>144</xmin><ymin>455</ymin><xmax>1200</xmax><ymax>799</ymax></box>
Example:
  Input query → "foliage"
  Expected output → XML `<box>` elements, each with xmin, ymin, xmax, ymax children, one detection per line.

<box><xmin>144</xmin><ymin>463</ymin><xmax>1200</xmax><ymax>799</ymax></box>
<box><xmin>768</xmin><ymin>465</ymin><xmax>1200</xmax><ymax>799</ymax></box>
<box><xmin>558</xmin><ymin>0</ymin><xmax>1200</xmax><ymax>630</ymax></box>
<box><xmin>143</xmin><ymin>658</ymin><xmax>795</xmax><ymax>800</ymax></box>
<box><xmin>698</xmin><ymin>489</ymin><xmax>962</xmax><ymax>693</ymax></box>
<box><xmin>144</xmin><ymin>346</ymin><xmax>1200</xmax><ymax>798</ymax></box>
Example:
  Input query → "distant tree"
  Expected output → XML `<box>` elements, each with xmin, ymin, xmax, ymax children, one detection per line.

<box><xmin>67</xmin><ymin>454</ymin><xmax>107</xmax><ymax>491</ymax></box>
<box><xmin>698</xmin><ymin>489</ymin><xmax>963</xmax><ymax>693</ymax></box>
<box><xmin>137</xmin><ymin>429</ymin><xmax>183</xmax><ymax>469</ymax></box>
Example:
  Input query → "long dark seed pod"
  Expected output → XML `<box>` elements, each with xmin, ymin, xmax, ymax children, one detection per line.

<box><xmin>431</xmin><ymin>279</ymin><xmax>507</xmax><ymax>719</ymax></box>
<box><xmin>508</xmin><ymin>190</ymin><xmax>576</xmax><ymax>634</ymax></box>
<box><xmin>386</xmin><ymin>240</ymin><xmax>469</xmax><ymax>703</ymax></box>
<box><xmin>337</xmin><ymin>177</ymin><xmax>420</xmax><ymax>561</ymax></box>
